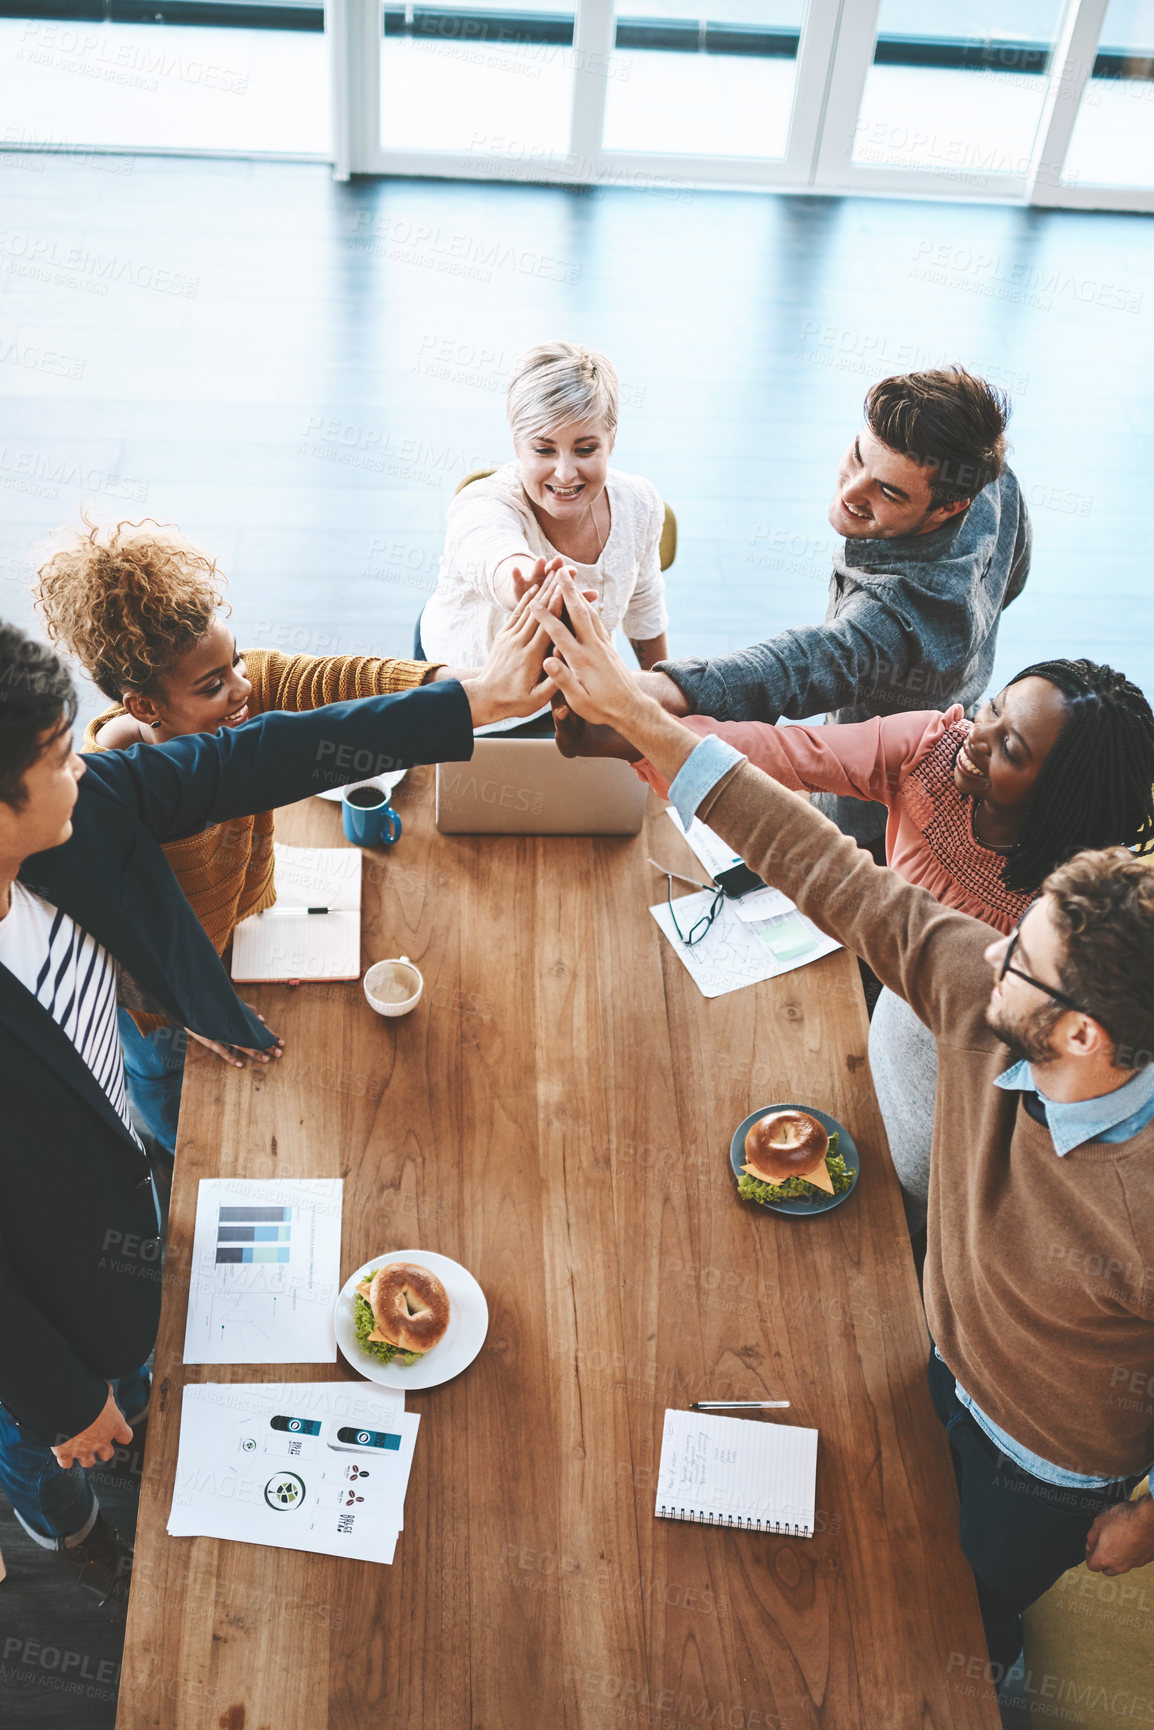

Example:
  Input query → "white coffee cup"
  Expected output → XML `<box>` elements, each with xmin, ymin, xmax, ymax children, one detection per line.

<box><xmin>363</xmin><ymin>955</ymin><xmax>423</xmax><ymax>1018</ymax></box>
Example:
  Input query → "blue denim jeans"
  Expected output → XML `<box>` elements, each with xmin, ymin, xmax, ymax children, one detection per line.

<box><xmin>118</xmin><ymin>1007</ymin><xmax>186</xmax><ymax>1155</ymax></box>
<box><xmin>0</xmin><ymin>1367</ymin><xmax>151</xmax><ymax>1546</ymax></box>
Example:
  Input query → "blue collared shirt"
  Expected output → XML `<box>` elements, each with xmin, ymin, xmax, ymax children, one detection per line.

<box><xmin>665</xmin><ymin>735</ymin><xmax>1154</xmax><ymax>1489</ymax></box>
<box><xmin>960</xmin><ymin>1061</ymin><xmax>1154</xmax><ymax>1484</ymax></box>
<box><xmin>667</xmin><ymin>735</ymin><xmax>745</xmax><ymax>832</ymax></box>
<box><xmin>992</xmin><ymin>1057</ymin><xmax>1154</xmax><ymax>1155</ymax></box>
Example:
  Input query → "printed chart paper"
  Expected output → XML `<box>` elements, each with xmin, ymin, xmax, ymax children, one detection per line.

<box><xmin>183</xmin><ymin>1178</ymin><xmax>343</xmax><ymax>1364</ymax></box>
<box><xmin>168</xmin><ymin>1382</ymin><xmax>417</xmax><ymax>1564</ymax></box>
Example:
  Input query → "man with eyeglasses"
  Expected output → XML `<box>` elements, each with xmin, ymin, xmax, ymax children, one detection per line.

<box><xmin>536</xmin><ymin>573</ymin><xmax>1154</xmax><ymax>1678</ymax></box>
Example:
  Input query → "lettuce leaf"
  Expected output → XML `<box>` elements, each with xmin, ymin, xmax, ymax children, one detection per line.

<box><xmin>737</xmin><ymin>1133</ymin><xmax>854</xmax><ymax>1203</ymax></box>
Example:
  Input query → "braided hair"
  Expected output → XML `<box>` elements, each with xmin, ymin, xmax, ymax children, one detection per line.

<box><xmin>999</xmin><ymin>659</ymin><xmax>1154</xmax><ymax>892</ymax></box>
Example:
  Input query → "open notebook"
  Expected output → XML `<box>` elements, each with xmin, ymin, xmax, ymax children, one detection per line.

<box><xmin>655</xmin><ymin>1409</ymin><xmax>818</xmax><ymax>1536</ymax></box>
<box><xmin>230</xmin><ymin>844</ymin><xmax>362</xmax><ymax>983</ymax></box>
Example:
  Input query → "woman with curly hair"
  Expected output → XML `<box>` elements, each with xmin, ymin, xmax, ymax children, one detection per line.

<box><xmin>34</xmin><ymin>517</ymin><xmax>471</xmax><ymax>1153</ymax></box>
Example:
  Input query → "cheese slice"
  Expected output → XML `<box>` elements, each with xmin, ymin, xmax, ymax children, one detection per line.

<box><xmin>742</xmin><ymin>1158</ymin><xmax>835</xmax><ymax>1195</ymax></box>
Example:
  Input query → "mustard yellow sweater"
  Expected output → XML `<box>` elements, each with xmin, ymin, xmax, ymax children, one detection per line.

<box><xmin>85</xmin><ymin>648</ymin><xmax>442</xmax><ymax>1031</ymax></box>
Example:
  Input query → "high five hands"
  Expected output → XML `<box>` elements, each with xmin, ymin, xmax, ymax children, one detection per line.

<box><xmin>462</xmin><ymin>570</ymin><xmax>599</xmax><ymax>728</ymax></box>
<box><xmin>530</xmin><ymin>572</ymin><xmax>649</xmax><ymax>739</ymax></box>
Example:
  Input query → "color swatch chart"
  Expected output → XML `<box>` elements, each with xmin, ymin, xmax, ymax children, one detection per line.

<box><xmin>216</xmin><ymin>1204</ymin><xmax>293</xmax><ymax>1265</ymax></box>
<box><xmin>184</xmin><ymin>1179</ymin><xmax>342</xmax><ymax>1365</ymax></box>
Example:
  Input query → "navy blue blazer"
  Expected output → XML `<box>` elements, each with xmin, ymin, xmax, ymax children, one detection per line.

<box><xmin>0</xmin><ymin>681</ymin><xmax>473</xmax><ymax>1443</ymax></box>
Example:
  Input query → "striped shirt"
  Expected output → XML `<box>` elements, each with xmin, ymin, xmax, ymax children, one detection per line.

<box><xmin>0</xmin><ymin>879</ymin><xmax>139</xmax><ymax>1143</ymax></box>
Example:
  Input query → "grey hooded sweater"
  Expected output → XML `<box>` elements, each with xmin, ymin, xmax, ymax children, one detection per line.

<box><xmin>656</xmin><ymin>467</ymin><xmax>1032</xmax><ymax>841</ymax></box>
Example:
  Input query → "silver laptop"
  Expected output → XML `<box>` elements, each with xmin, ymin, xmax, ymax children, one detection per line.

<box><xmin>435</xmin><ymin>738</ymin><xmax>649</xmax><ymax>835</ymax></box>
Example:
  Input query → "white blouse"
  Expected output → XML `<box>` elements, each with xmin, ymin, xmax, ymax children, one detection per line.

<box><xmin>419</xmin><ymin>462</ymin><xmax>669</xmax><ymax>668</ymax></box>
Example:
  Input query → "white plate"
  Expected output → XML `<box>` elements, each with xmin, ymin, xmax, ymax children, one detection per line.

<box><xmin>335</xmin><ymin>1249</ymin><xmax>489</xmax><ymax>1390</ymax></box>
<box><xmin>315</xmin><ymin>768</ymin><xmax>407</xmax><ymax>805</ymax></box>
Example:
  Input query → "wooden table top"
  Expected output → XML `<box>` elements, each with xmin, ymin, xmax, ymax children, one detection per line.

<box><xmin>118</xmin><ymin>772</ymin><xmax>1000</xmax><ymax>1730</ymax></box>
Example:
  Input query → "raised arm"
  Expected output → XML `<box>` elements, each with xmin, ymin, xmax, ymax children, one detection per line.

<box><xmin>444</xmin><ymin>487</ymin><xmax>546</xmax><ymax>612</ymax></box>
<box><xmin>252</xmin><ymin>646</ymin><xmax>449</xmax><ymax>706</ymax></box>
<box><xmin>652</xmin><ymin>587</ymin><xmax>926</xmax><ymax>724</ymax></box>
<box><xmin>81</xmin><ymin>591</ymin><xmax>558</xmax><ymax>839</ymax></box>
<box><xmin>81</xmin><ymin>682</ymin><xmax>476</xmax><ymax>844</ymax></box>
<box><xmin>634</xmin><ymin>708</ymin><xmax>949</xmax><ymax>804</ymax></box>
<box><xmin>532</xmin><ymin>574</ymin><xmax>990</xmax><ymax>1035</ymax></box>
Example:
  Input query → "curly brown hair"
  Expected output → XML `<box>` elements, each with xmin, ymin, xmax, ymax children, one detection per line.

<box><xmin>1046</xmin><ymin>847</ymin><xmax>1154</xmax><ymax>1069</ymax></box>
<box><xmin>34</xmin><ymin>517</ymin><xmax>228</xmax><ymax>699</ymax></box>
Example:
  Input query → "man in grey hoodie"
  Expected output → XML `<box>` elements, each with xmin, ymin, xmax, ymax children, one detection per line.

<box><xmin>640</xmin><ymin>366</ymin><xmax>1031</xmax><ymax>843</ymax></box>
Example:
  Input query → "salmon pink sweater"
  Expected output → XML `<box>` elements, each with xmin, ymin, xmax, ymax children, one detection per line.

<box><xmin>637</xmin><ymin>706</ymin><xmax>1032</xmax><ymax>935</ymax></box>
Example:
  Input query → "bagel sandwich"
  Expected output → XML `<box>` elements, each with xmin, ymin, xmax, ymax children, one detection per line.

<box><xmin>354</xmin><ymin>1261</ymin><xmax>451</xmax><ymax>1366</ymax></box>
<box><xmin>738</xmin><ymin>1109</ymin><xmax>853</xmax><ymax>1203</ymax></box>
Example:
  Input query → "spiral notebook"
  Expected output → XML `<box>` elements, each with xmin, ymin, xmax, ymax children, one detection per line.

<box><xmin>654</xmin><ymin>1409</ymin><xmax>818</xmax><ymax>1537</ymax></box>
<box><xmin>230</xmin><ymin>844</ymin><xmax>362</xmax><ymax>983</ymax></box>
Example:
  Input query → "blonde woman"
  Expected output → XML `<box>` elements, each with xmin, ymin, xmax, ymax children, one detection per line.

<box><xmin>418</xmin><ymin>341</ymin><xmax>669</xmax><ymax>670</ymax></box>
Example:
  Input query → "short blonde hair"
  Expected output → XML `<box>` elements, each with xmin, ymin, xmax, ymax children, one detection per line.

<box><xmin>507</xmin><ymin>342</ymin><xmax>619</xmax><ymax>444</ymax></box>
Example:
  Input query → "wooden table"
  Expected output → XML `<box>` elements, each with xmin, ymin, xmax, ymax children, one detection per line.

<box><xmin>118</xmin><ymin>772</ymin><xmax>1000</xmax><ymax>1730</ymax></box>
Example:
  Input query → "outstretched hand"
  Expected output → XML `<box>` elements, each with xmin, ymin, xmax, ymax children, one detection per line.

<box><xmin>552</xmin><ymin>701</ymin><xmax>643</xmax><ymax>762</ymax></box>
<box><xmin>528</xmin><ymin>572</ymin><xmax>644</xmax><ymax>733</ymax></box>
<box><xmin>510</xmin><ymin>554</ymin><xmax>566</xmax><ymax>604</ymax></box>
<box><xmin>461</xmin><ymin>587</ymin><xmax>557</xmax><ymax>727</ymax></box>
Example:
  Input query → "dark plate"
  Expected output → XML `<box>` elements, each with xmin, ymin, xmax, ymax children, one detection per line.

<box><xmin>729</xmin><ymin>1103</ymin><xmax>860</xmax><ymax>1217</ymax></box>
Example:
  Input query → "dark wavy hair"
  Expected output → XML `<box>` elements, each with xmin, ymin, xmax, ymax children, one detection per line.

<box><xmin>0</xmin><ymin>620</ymin><xmax>77</xmax><ymax>808</ymax></box>
<box><xmin>998</xmin><ymin>658</ymin><xmax>1154</xmax><ymax>893</ymax></box>
<box><xmin>865</xmin><ymin>366</ymin><xmax>1009</xmax><ymax>508</ymax></box>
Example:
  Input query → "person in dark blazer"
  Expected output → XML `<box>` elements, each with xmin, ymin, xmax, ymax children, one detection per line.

<box><xmin>0</xmin><ymin>598</ymin><xmax>552</xmax><ymax>1607</ymax></box>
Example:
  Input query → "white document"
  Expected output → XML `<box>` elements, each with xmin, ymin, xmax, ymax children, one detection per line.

<box><xmin>650</xmin><ymin>889</ymin><xmax>840</xmax><ymax>999</ymax></box>
<box><xmin>665</xmin><ymin>807</ymin><xmax>746</xmax><ymax>880</ymax></box>
<box><xmin>231</xmin><ymin>844</ymin><xmax>362</xmax><ymax>982</ymax></box>
<box><xmin>168</xmin><ymin>1382</ymin><xmax>417</xmax><ymax>1565</ymax></box>
<box><xmin>732</xmin><ymin>886</ymin><xmax>795</xmax><ymax>924</ymax></box>
<box><xmin>655</xmin><ymin>1409</ymin><xmax>817</xmax><ymax>1537</ymax></box>
<box><xmin>184</xmin><ymin>1178</ymin><xmax>343</xmax><ymax>1365</ymax></box>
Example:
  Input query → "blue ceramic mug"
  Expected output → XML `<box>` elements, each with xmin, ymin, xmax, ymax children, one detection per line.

<box><xmin>341</xmin><ymin>782</ymin><xmax>402</xmax><ymax>847</ymax></box>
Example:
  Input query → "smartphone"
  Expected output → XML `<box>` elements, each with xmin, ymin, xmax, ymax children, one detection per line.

<box><xmin>715</xmin><ymin>861</ymin><xmax>765</xmax><ymax>900</ymax></box>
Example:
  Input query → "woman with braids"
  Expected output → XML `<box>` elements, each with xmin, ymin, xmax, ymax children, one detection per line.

<box><xmin>589</xmin><ymin>658</ymin><xmax>1154</xmax><ymax>1227</ymax></box>
<box><xmin>32</xmin><ymin>518</ymin><xmax>488</xmax><ymax>1154</ymax></box>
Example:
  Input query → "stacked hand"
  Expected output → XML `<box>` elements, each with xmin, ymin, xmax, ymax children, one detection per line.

<box><xmin>529</xmin><ymin>572</ymin><xmax>650</xmax><ymax>733</ymax></box>
<box><xmin>509</xmin><ymin>553</ymin><xmax>567</xmax><ymax>604</ymax></box>
<box><xmin>462</xmin><ymin>572</ymin><xmax>601</xmax><ymax>728</ymax></box>
<box><xmin>552</xmin><ymin>706</ymin><xmax>643</xmax><ymax>763</ymax></box>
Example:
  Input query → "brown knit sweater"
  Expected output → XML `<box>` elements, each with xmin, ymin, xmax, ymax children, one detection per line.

<box><xmin>85</xmin><ymin>648</ymin><xmax>441</xmax><ymax>1032</ymax></box>
<box><xmin>698</xmin><ymin>759</ymin><xmax>1154</xmax><ymax>1480</ymax></box>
